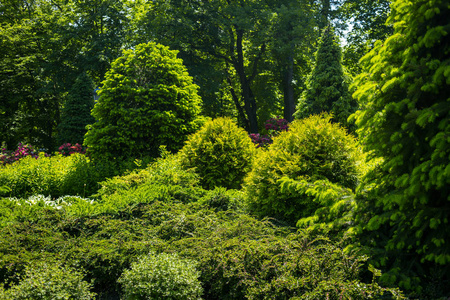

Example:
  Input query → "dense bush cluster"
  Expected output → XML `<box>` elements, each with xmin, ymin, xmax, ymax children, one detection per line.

<box><xmin>180</xmin><ymin>117</ymin><xmax>256</xmax><ymax>190</ymax></box>
<box><xmin>119</xmin><ymin>252</ymin><xmax>202</xmax><ymax>300</ymax></box>
<box><xmin>0</xmin><ymin>143</ymin><xmax>41</xmax><ymax>165</ymax></box>
<box><xmin>84</xmin><ymin>42</ymin><xmax>205</xmax><ymax>161</ymax></box>
<box><xmin>0</xmin><ymin>263</ymin><xmax>95</xmax><ymax>300</ymax></box>
<box><xmin>244</xmin><ymin>114</ymin><xmax>364</xmax><ymax>225</ymax></box>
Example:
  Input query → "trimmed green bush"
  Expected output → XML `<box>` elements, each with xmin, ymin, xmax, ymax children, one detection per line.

<box><xmin>84</xmin><ymin>42</ymin><xmax>205</xmax><ymax>161</ymax></box>
<box><xmin>118</xmin><ymin>251</ymin><xmax>202</xmax><ymax>300</ymax></box>
<box><xmin>180</xmin><ymin>117</ymin><xmax>256</xmax><ymax>190</ymax></box>
<box><xmin>244</xmin><ymin>114</ymin><xmax>364</xmax><ymax>225</ymax></box>
<box><xmin>0</xmin><ymin>262</ymin><xmax>95</xmax><ymax>300</ymax></box>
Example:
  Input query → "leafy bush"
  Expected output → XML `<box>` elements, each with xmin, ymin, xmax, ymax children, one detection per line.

<box><xmin>244</xmin><ymin>114</ymin><xmax>364</xmax><ymax>225</ymax></box>
<box><xmin>0</xmin><ymin>193</ymin><xmax>404</xmax><ymax>299</ymax></box>
<box><xmin>0</xmin><ymin>262</ymin><xmax>95</xmax><ymax>300</ymax></box>
<box><xmin>0</xmin><ymin>152</ymin><xmax>146</xmax><ymax>198</ymax></box>
<box><xmin>119</xmin><ymin>251</ymin><xmax>202</xmax><ymax>300</ymax></box>
<box><xmin>58</xmin><ymin>143</ymin><xmax>86</xmax><ymax>156</ymax></box>
<box><xmin>84</xmin><ymin>42</ymin><xmax>205</xmax><ymax>161</ymax></box>
<box><xmin>249</xmin><ymin>117</ymin><xmax>289</xmax><ymax>149</ymax></box>
<box><xmin>180</xmin><ymin>117</ymin><xmax>256</xmax><ymax>190</ymax></box>
<box><xmin>0</xmin><ymin>143</ymin><xmax>41</xmax><ymax>165</ymax></box>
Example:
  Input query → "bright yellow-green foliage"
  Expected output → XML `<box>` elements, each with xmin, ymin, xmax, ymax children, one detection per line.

<box><xmin>84</xmin><ymin>42</ymin><xmax>204</xmax><ymax>161</ymax></box>
<box><xmin>244</xmin><ymin>114</ymin><xmax>364</xmax><ymax>225</ymax></box>
<box><xmin>350</xmin><ymin>0</ymin><xmax>450</xmax><ymax>295</ymax></box>
<box><xmin>180</xmin><ymin>117</ymin><xmax>256</xmax><ymax>190</ymax></box>
<box><xmin>0</xmin><ymin>154</ymin><xmax>88</xmax><ymax>198</ymax></box>
<box><xmin>0</xmin><ymin>154</ymin><xmax>122</xmax><ymax>198</ymax></box>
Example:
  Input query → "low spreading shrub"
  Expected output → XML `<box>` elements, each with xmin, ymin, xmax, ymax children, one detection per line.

<box><xmin>0</xmin><ymin>262</ymin><xmax>95</xmax><ymax>300</ymax></box>
<box><xmin>180</xmin><ymin>117</ymin><xmax>256</xmax><ymax>190</ymax></box>
<box><xmin>244</xmin><ymin>114</ymin><xmax>365</xmax><ymax>225</ymax></box>
<box><xmin>119</xmin><ymin>251</ymin><xmax>202</xmax><ymax>300</ymax></box>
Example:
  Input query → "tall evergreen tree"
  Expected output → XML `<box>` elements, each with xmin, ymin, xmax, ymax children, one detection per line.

<box><xmin>57</xmin><ymin>73</ymin><xmax>95</xmax><ymax>145</ymax></box>
<box><xmin>294</xmin><ymin>26</ymin><xmax>357</xmax><ymax>128</ymax></box>
<box><xmin>351</xmin><ymin>0</ymin><xmax>450</xmax><ymax>296</ymax></box>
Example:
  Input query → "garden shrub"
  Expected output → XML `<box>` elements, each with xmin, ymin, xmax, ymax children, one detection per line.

<box><xmin>0</xmin><ymin>193</ymin><xmax>404</xmax><ymax>299</ymax></box>
<box><xmin>0</xmin><ymin>152</ymin><xmax>145</xmax><ymax>198</ymax></box>
<box><xmin>199</xmin><ymin>187</ymin><xmax>246</xmax><ymax>212</ymax></box>
<box><xmin>163</xmin><ymin>214</ymin><xmax>404</xmax><ymax>300</ymax></box>
<box><xmin>244</xmin><ymin>114</ymin><xmax>364</xmax><ymax>225</ymax></box>
<box><xmin>0</xmin><ymin>262</ymin><xmax>95</xmax><ymax>300</ymax></box>
<box><xmin>84</xmin><ymin>42</ymin><xmax>205</xmax><ymax>161</ymax></box>
<box><xmin>180</xmin><ymin>117</ymin><xmax>256</xmax><ymax>190</ymax></box>
<box><xmin>0</xmin><ymin>143</ymin><xmax>40</xmax><ymax>165</ymax></box>
<box><xmin>118</xmin><ymin>251</ymin><xmax>202</xmax><ymax>300</ymax></box>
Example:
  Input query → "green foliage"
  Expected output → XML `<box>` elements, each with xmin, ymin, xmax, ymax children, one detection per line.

<box><xmin>294</xmin><ymin>26</ymin><xmax>358</xmax><ymax>129</ymax></box>
<box><xmin>84</xmin><ymin>42</ymin><xmax>204</xmax><ymax>161</ymax></box>
<box><xmin>180</xmin><ymin>117</ymin><xmax>256</xmax><ymax>190</ymax></box>
<box><xmin>0</xmin><ymin>262</ymin><xmax>95</xmax><ymax>300</ymax></box>
<box><xmin>0</xmin><ymin>153</ymin><xmax>136</xmax><ymax>198</ymax></box>
<box><xmin>350</xmin><ymin>0</ymin><xmax>450</xmax><ymax>296</ymax></box>
<box><xmin>57</xmin><ymin>73</ymin><xmax>95</xmax><ymax>145</ymax></box>
<box><xmin>244</xmin><ymin>114</ymin><xmax>364</xmax><ymax>225</ymax></box>
<box><xmin>118</xmin><ymin>251</ymin><xmax>202</xmax><ymax>300</ymax></box>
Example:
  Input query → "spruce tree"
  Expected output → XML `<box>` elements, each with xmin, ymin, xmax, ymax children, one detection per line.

<box><xmin>293</xmin><ymin>26</ymin><xmax>357</xmax><ymax>128</ymax></box>
<box><xmin>351</xmin><ymin>0</ymin><xmax>450</xmax><ymax>296</ymax></box>
<box><xmin>57</xmin><ymin>73</ymin><xmax>95</xmax><ymax>146</ymax></box>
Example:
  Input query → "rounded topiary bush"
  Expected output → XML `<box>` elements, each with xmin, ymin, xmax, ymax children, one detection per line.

<box><xmin>0</xmin><ymin>263</ymin><xmax>95</xmax><ymax>300</ymax></box>
<box><xmin>244</xmin><ymin>114</ymin><xmax>364</xmax><ymax>225</ymax></box>
<box><xmin>179</xmin><ymin>117</ymin><xmax>256</xmax><ymax>190</ymax></box>
<box><xmin>118</xmin><ymin>252</ymin><xmax>202</xmax><ymax>300</ymax></box>
<box><xmin>84</xmin><ymin>42</ymin><xmax>204</xmax><ymax>161</ymax></box>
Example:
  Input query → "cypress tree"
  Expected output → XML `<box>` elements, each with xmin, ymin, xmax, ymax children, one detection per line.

<box><xmin>57</xmin><ymin>73</ymin><xmax>95</xmax><ymax>146</ymax></box>
<box><xmin>293</xmin><ymin>26</ymin><xmax>357</xmax><ymax>128</ymax></box>
<box><xmin>351</xmin><ymin>0</ymin><xmax>450</xmax><ymax>296</ymax></box>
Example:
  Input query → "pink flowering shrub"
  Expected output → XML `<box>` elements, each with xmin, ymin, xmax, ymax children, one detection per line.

<box><xmin>249</xmin><ymin>117</ymin><xmax>289</xmax><ymax>148</ymax></box>
<box><xmin>249</xmin><ymin>134</ymin><xmax>272</xmax><ymax>149</ymax></box>
<box><xmin>58</xmin><ymin>143</ymin><xmax>86</xmax><ymax>156</ymax></box>
<box><xmin>0</xmin><ymin>143</ymin><xmax>40</xmax><ymax>165</ymax></box>
<box><xmin>264</xmin><ymin>117</ymin><xmax>289</xmax><ymax>132</ymax></box>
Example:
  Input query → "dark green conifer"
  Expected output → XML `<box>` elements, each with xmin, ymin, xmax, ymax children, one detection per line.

<box><xmin>294</xmin><ymin>26</ymin><xmax>357</xmax><ymax>128</ymax></box>
<box><xmin>352</xmin><ymin>0</ymin><xmax>450</xmax><ymax>296</ymax></box>
<box><xmin>57</xmin><ymin>73</ymin><xmax>95</xmax><ymax>145</ymax></box>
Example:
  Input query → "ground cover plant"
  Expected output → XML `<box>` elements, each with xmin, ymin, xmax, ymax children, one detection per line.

<box><xmin>0</xmin><ymin>147</ymin><xmax>405</xmax><ymax>299</ymax></box>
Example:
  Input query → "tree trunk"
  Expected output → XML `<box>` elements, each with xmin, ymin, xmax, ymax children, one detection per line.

<box><xmin>235</xmin><ymin>29</ymin><xmax>259</xmax><ymax>133</ymax></box>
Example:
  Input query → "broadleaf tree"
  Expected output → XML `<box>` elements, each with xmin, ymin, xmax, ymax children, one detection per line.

<box><xmin>84</xmin><ymin>42</ymin><xmax>204</xmax><ymax>161</ymax></box>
